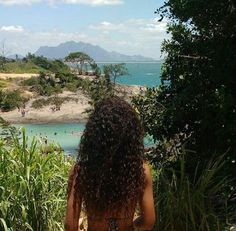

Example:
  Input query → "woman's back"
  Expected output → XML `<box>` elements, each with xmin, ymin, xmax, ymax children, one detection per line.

<box><xmin>65</xmin><ymin>97</ymin><xmax>155</xmax><ymax>231</ymax></box>
<box><xmin>66</xmin><ymin>163</ymin><xmax>155</xmax><ymax>231</ymax></box>
<box><xmin>86</xmin><ymin>208</ymin><xmax>136</xmax><ymax>231</ymax></box>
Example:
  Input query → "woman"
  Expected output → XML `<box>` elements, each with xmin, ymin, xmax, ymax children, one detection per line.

<box><xmin>65</xmin><ymin>97</ymin><xmax>155</xmax><ymax>231</ymax></box>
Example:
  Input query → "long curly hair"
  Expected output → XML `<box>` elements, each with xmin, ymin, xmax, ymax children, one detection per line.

<box><xmin>74</xmin><ymin>96</ymin><xmax>145</xmax><ymax>214</ymax></box>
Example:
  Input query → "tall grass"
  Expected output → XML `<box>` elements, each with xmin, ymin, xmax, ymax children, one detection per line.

<box><xmin>154</xmin><ymin>153</ymin><xmax>229</xmax><ymax>231</ymax></box>
<box><xmin>0</xmin><ymin>129</ymin><xmax>72</xmax><ymax>231</ymax></box>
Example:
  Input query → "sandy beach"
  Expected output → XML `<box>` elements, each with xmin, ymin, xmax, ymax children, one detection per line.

<box><xmin>0</xmin><ymin>73</ymin><xmax>145</xmax><ymax>124</ymax></box>
<box><xmin>1</xmin><ymin>91</ymin><xmax>91</xmax><ymax>124</ymax></box>
<box><xmin>0</xmin><ymin>73</ymin><xmax>39</xmax><ymax>80</ymax></box>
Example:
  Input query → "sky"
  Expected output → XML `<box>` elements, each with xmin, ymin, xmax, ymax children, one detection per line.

<box><xmin>0</xmin><ymin>0</ymin><xmax>168</xmax><ymax>59</ymax></box>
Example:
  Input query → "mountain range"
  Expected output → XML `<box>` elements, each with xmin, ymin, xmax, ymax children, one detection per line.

<box><xmin>34</xmin><ymin>41</ymin><xmax>156</xmax><ymax>62</ymax></box>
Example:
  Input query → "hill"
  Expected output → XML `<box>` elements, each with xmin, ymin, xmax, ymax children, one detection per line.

<box><xmin>35</xmin><ymin>41</ymin><xmax>156</xmax><ymax>62</ymax></box>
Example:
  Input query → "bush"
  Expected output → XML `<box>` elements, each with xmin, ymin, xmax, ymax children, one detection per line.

<box><xmin>0</xmin><ymin>129</ymin><xmax>72</xmax><ymax>230</ymax></box>
<box><xmin>154</xmin><ymin>152</ymin><xmax>230</xmax><ymax>231</ymax></box>
<box><xmin>31</xmin><ymin>96</ymin><xmax>77</xmax><ymax>109</ymax></box>
<box><xmin>22</xmin><ymin>76</ymin><xmax>38</xmax><ymax>86</ymax></box>
<box><xmin>0</xmin><ymin>90</ymin><xmax>25</xmax><ymax>112</ymax></box>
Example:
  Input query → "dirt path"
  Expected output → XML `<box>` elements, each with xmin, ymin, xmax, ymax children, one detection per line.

<box><xmin>0</xmin><ymin>73</ymin><xmax>39</xmax><ymax>80</ymax></box>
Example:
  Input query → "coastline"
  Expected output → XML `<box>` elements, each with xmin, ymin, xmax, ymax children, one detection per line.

<box><xmin>1</xmin><ymin>77</ymin><xmax>145</xmax><ymax>124</ymax></box>
<box><xmin>1</xmin><ymin>90</ymin><xmax>91</xmax><ymax>124</ymax></box>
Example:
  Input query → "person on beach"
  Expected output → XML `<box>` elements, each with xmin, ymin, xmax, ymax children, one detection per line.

<box><xmin>65</xmin><ymin>96</ymin><xmax>155</xmax><ymax>231</ymax></box>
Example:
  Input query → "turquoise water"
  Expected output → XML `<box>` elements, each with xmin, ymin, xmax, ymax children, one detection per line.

<box><xmin>14</xmin><ymin>123</ymin><xmax>85</xmax><ymax>155</ymax></box>
<box><xmin>14</xmin><ymin>124</ymin><xmax>155</xmax><ymax>156</ymax></box>
<box><xmin>98</xmin><ymin>62</ymin><xmax>162</xmax><ymax>87</ymax></box>
<box><xmin>12</xmin><ymin>63</ymin><xmax>160</xmax><ymax>155</ymax></box>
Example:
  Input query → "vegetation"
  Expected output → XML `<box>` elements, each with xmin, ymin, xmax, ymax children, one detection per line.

<box><xmin>65</xmin><ymin>52</ymin><xmax>94</xmax><ymax>75</ymax></box>
<box><xmin>31</xmin><ymin>96</ymin><xmax>79</xmax><ymax>109</ymax></box>
<box><xmin>88</xmin><ymin>76</ymin><xmax>113</xmax><ymax>105</ymax></box>
<box><xmin>22</xmin><ymin>71</ymin><xmax>86</xmax><ymax>96</ymax></box>
<box><xmin>0</xmin><ymin>53</ymin><xmax>70</xmax><ymax>74</ymax></box>
<box><xmin>0</xmin><ymin>56</ymin><xmax>7</xmax><ymax>71</ymax></box>
<box><xmin>103</xmin><ymin>63</ymin><xmax>128</xmax><ymax>84</ymax></box>
<box><xmin>2</xmin><ymin>1</ymin><xmax>234</xmax><ymax>227</ymax></box>
<box><xmin>2</xmin><ymin>60</ymin><xmax>43</xmax><ymax>74</ymax></box>
<box><xmin>155</xmin><ymin>153</ymin><xmax>229</xmax><ymax>231</ymax></box>
<box><xmin>132</xmin><ymin>0</ymin><xmax>236</xmax><ymax>229</ymax></box>
<box><xmin>25</xmin><ymin>54</ymin><xmax>70</xmax><ymax>73</ymax></box>
<box><xmin>0</xmin><ymin>89</ymin><xmax>26</xmax><ymax>112</ymax></box>
<box><xmin>0</xmin><ymin>80</ymin><xmax>8</xmax><ymax>89</ymax></box>
<box><xmin>0</xmin><ymin>127</ymin><xmax>72</xmax><ymax>231</ymax></box>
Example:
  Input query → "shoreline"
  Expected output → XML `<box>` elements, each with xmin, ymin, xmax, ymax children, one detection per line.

<box><xmin>1</xmin><ymin>83</ymin><xmax>144</xmax><ymax>125</ymax></box>
<box><xmin>10</xmin><ymin>118</ymin><xmax>88</xmax><ymax>125</ymax></box>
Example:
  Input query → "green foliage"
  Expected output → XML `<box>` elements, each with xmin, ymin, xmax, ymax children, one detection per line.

<box><xmin>133</xmin><ymin>0</ymin><xmax>236</xmax><ymax>177</ymax></box>
<box><xmin>31</xmin><ymin>96</ymin><xmax>78</xmax><ymax>109</ymax></box>
<box><xmin>103</xmin><ymin>63</ymin><xmax>128</xmax><ymax>84</ymax></box>
<box><xmin>0</xmin><ymin>56</ymin><xmax>7</xmax><ymax>71</ymax></box>
<box><xmin>2</xmin><ymin>61</ymin><xmax>43</xmax><ymax>74</ymax></box>
<box><xmin>0</xmin><ymin>89</ymin><xmax>25</xmax><ymax>112</ymax></box>
<box><xmin>88</xmin><ymin>76</ymin><xmax>114</xmax><ymax>105</ymax></box>
<box><xmin>90</xmin><ymin>62</ymin><xmax>101</xmax><ymax>77</ymax></box>
<box><xmin>132</xmin><ymin>88</ymin><xmax>163</xmax><ymax>142</ymax></box>
<box><xmin>159</xmin><ymin>0</ymin><xmax>235</xmax><ymax>158</ymax></box>
<box><xmin>1</xmin><ymin>54</ymin><xmax>70</xmax><ymax>74</ymax></box>
<box><xmin>22</xmin><ymin>76</ymin><xmax>38</xmax><ymax>86</ymax></box>
<box><xmin>133</xmin><ymin>1</ymin><xmax>236</xmax><ymax>228</ymax></box>
<box><xmin>0</xmin><ymin>129</ymin><xmax>72</xmax><ymax>230</ymax></box>
<box><xmin>154</xmin><ymin>153</ymin><xmax>229</xmax><ymax>231</ymax></box>
<box><xmin>0</xmin><ymin>80</ymin><xmax>8</xmax><ymax>89</ymax></box>
<box><xmin>23</xmin><ymin>71</ymin><xmax>91</xmax><ymax>96</ymax></box>
<box><xmin>0</xmin><ymin>117</ymin><xmax>18</xmax><ymax>144</ymax></box>
<box><xmin>65</xmin><ymin>52</ymin><xmax>94</xmax><ymax>75</ymax></box>
<box><xmin>24</xmin><ymin>72</ymin><xmax>62</xmax><ymax>96</ymax></box>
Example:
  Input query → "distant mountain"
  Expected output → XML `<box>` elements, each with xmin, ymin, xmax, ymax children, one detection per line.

<box><xmin>35</xmin><ymin>41</ymin><xmax>156</xmax><ymax>62</ymax></box>
<box><xmin>7</xmin><ymin>54</ymin><xmax>24</xmax><ymax>60</ymax></box>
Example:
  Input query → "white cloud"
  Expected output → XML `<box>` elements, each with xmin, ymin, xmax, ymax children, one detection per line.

<box><xmin>83</xmin><ymin>19</ymin><xmax>169</xmax><ymax>58</ymax></box>
<box><xmin>62</xmin><ymin>0</ymin><xmax>123</xmax><ymax>6</ymax></box>
<box><xmin>0</xmin><ymin>25</ymin><xmax>24</xmax><ymax>32</ymax></box>
<box><xmin>89</xmin><ymin>18</ymin><xmax>168</xmax><ymax>36</ymax></box>
<box><xmin>0</xmin><ymin>18</ymin><xmax>169</xmax><ymax>59</ymax></box>
<box><xmin>89</xmin><ymin>21</ymin><xmax>125</xmax><ymax>32</ymax></box>
<box><xmin>0</xmin><ymin>0</ymin><xmax>123</xmax><ymax>6</ymax></box>
<box><xmin>141</xmin><ymin>22</ymin><xmax>167</xmax><ymax>33</ymax></box>
<box><xmin>0</xmin><ymin>0</ymin><xmax>40</xmax><ymax>5</ymax></box>
<box><xmin>101</xmin><ymin>21</ymin><xmax>111</xmax><ymax>26</ymax></box>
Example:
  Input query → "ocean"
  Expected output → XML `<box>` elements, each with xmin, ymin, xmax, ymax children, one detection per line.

<box><xmin>14</xmin><ymin>62</ymin><xmax>162</xmax><ymax>155</ymax></box>
<box><xmin>98</xmin><ymin>62</ymin><xmax>162</xmax><ymax>87</ymax></box>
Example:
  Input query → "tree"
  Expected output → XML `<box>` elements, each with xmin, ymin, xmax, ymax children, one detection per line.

<box><xmin>0</xmin><ymin>90</ymin><xmax>24</xmax><ymax>112</ymax></box>
<box><xmin>0</xmin><ymin>56</ymin><xmax>7</xmax><ymax>70</ymax></box>
<box><xmin>103</xmin><ymin>63</ymin><xmax>128</xmax><ymax>84</ymax></box>
<box><xmin>90</xmin><ymin>62</ymin><xmax>101</xmax><ymax>77</ymax></box>
<box><xmin>0</xmin><ymin>40</ymin><xmax>9</xmax><ymax>70</ymax></box>
<box><xmin>133</xmin><ymin>0</ymin><xmax>236</xmax><ymax>174</ymax></box>
<box><xmin>65</xmin><ymin>52</ymin><xmax>94</xmax><ymax>75</ymax></box>
<box><xmin>132</xmin><ymin>2</ymin><xmax>236</xmax><ymax>228</ymax></box>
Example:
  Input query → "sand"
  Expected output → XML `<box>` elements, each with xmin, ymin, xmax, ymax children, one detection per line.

<box><xmin>1</xmin><ymin>91</ymin><xmax>91</xmax><ymax>124</ymax></box>
<box><xmin>0</xmin><ymin>73</ymin><xmax>146</xmax><ymax>124</ymax></box>
<box><xmin>0</xmin><ymin>73</ymin><xmax>39</xmax><ymax>80</ymax></box>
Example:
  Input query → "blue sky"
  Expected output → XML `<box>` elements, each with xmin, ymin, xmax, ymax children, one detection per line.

<box><xmin>0</xmin><ymin>0</ymin><xmax>168</xmax><ymax>59</ymax></box>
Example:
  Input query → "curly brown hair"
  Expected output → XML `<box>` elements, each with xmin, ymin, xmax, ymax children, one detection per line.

<box><xmin>74</xmin><ymin>96</ymin><xmax>145</xmax><ymax>214</ymax></box>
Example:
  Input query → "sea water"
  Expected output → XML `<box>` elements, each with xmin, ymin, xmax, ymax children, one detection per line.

<box><xmin>98</xmin><ymin>62</ymin><xmax>162</xmax><ymax>87</ymax></box>
<box><xmin>14</xmin><ymin>123</ymin><xmax>155</xmax><ymax>156</ymax></box>
<box><xmin>13</xmin><ymin>63</ymin><xmax>162</xmax><ymax>155</ymax></box>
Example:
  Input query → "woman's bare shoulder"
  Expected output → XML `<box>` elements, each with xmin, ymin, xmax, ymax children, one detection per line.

<box><xmin>67</xmin><ymin>164</ymin><xmax>79</xmax><ymax>197</ymax></box>
<box><xmin>143</xmin><ymin>162</ymin><xmax>152</xmax><ymax>184</ymax></box>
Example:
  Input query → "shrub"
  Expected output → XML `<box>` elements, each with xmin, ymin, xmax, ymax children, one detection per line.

<box><xmin>0</xmin><ymin>129</ymin><xmax>72</xmax><ymax>230</ymax></box>
<box><xmin>0</xmin><ymin>90</ymin><xmax>25</xmax><ymax>112</ymax></box>
<box><xmin>154</xmin><ymin>152</ymin><xmax>230</xmax><ymax>231</ymax></box>
<box><xmin>22</xmin><ymin>76</ymin><xmax>38</xmax><ymax>86</ymax></box>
